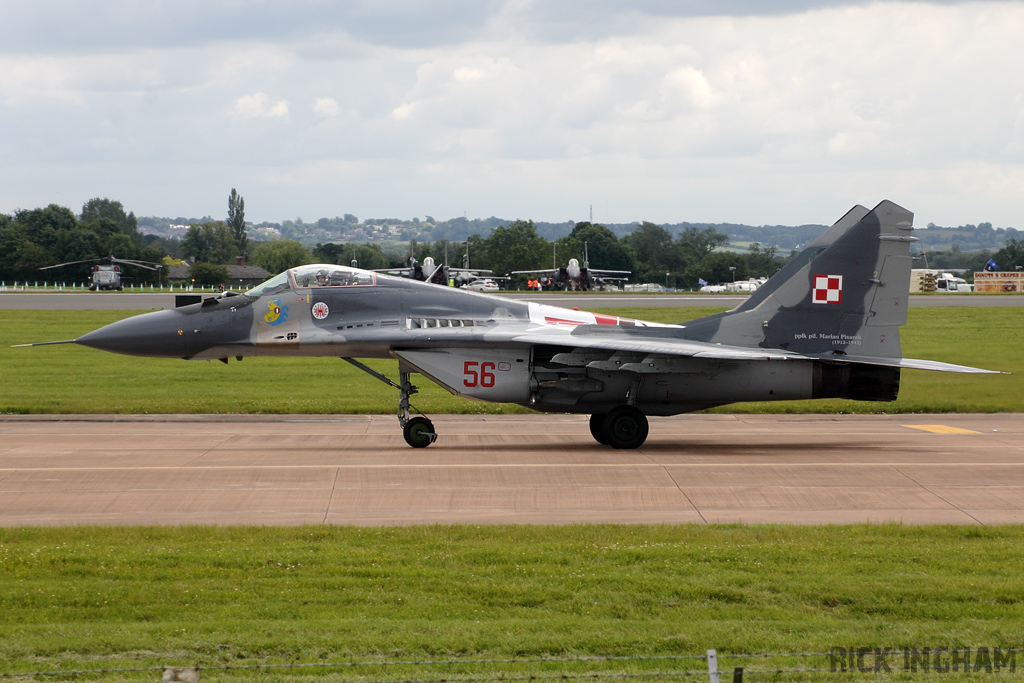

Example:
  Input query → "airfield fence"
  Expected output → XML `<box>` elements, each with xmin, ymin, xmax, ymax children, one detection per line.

<box><xmin>2</xmin><ymin>648</ymin><xmax>1022</xmax><ymax>682</ymax></box>
<box><xmin>0</xmin><ymin>282</ymin><xmax>224</xmax><ymax>293</ymax></box>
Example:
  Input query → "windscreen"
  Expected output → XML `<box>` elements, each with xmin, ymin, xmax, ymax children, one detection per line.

<box><xmin>244</xmin><ymin>271</ymin><xmax>290</xmax><ymax>297</ymax></box>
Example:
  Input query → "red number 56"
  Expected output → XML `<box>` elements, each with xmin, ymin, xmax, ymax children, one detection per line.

<box><xmin>464</xmin><ymin>361</ymin><xmax>496</xmax><ymax>387</ymax></box>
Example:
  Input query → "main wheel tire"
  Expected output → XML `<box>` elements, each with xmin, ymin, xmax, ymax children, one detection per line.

<box><xmin>589</xmin><ymin>413</ymin><xmax>608</xmax><ymax>445</ymax></box>
<box><xmin>602</xmin><ymin>406</ymin><xmax>649</xmax><ymax>449</ymax></box>
<box><xmin>403</xmin><ymin>416</ymin><xmax>436</xmax><ymax>448</ymax></box>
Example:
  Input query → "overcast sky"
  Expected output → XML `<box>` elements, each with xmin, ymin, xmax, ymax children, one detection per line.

<box><xmin>2</xmin><ymin>0</ymin><xmax>1023</xmax><ymax>228</ymax></box>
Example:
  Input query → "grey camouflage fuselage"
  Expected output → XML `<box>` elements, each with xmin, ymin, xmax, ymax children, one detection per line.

<box><xmin>58</xmin><ymin>200</ymin><xmax>995</xmax><ymax>446</ymax></box>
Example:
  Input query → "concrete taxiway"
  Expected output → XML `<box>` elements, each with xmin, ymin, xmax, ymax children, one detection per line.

<box><xmin>2</xmin><ymin>413</ymin><xmax>1021</xmax><ymax>527</ymax></box>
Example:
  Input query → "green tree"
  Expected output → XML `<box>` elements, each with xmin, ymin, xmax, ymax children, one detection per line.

<box><xmin>993</xmin><ymin>237</ymin><xmax>1024</xmax><ymax>270</ymax></box>
<box><xmin>188</xmin><ymin>262</ymin><xmax>230</xmax><ymax>286</ymax></box>
<box><xmin>625</xmin><ymin>222</ymin><xmax>674</xmax><ymax>268</ymax></box>
<box><xmin>624</xmin><ymin>221</ymin><xmax>677</xmax><ymax>282</ymax></box>
<box><xmin>81</xmin><ymin>198</ymin><xmax>140</xmax><ymax>247</ymax></box>
<box><xmin>14</xmin><ymin>205</ymin><xmax>77</xmax><ymax>251</ymax></box>
<box><xmin>683</xmin><ymin>251</ymin><xmax>748</xmax><ymax>289</ymax></box>
<box><xmin>180</xmin><ymin>222</ymin><xmax>237</xmax><ymax>264</ymax></box>
<box><xmin>104</xmin><ymin>234</ymin><xmax>138</xmax><ymax>262</ymax></box>
<box><xmin>250</xmin><ymin>240</ymin><xmax>313</xmax><ymax>273</ymax></box>
<box><xmin>227</xmin><ymin>188</ymin><xmax>247</xmax><ymax>257</ymax></box>
<box><xmin>557</xmin><ymin>222</ymin><xmax>633</xmax><ymax>273</ymax></box>
<box><xmin>0</xmin><ymin>205</ymin><xmax>77</xmax><ymax>280</ymax></box>
<box><xmin>313</xmin><ymin>242</ymin><xmax>391</xmax><ymax>270</ymax></box>
<box><xmin>57</xmin><ymin>228</ymin><xmax>104</xmax><ymax>266</ymax></box>
<box><xmin>463</xmin><ymin>234</ymin><xmax>488</xmax><ymax>270</ymax></box>
<box><xmin>677</xmin><ymin>226</ymin><xmax>729</xmax><ymax>262</ymax></box>
<box><xmin>744</xmin><ymin>242</ymin><xmax>784</xmax><ymax>278</ymax></box>
<box><xmin>138</xmin><ymin>245</ymin><xmax>168</xmax><ymax>284</ymax></box>
<box><xmin>483</xmin><ymin>220</ymin><xmax>550</xmax><ymax>277</ymax></box>
<box><xmin>142</xmin><ymin>234</ymin><xmax>181</xmax><ymax>260</ymax></box>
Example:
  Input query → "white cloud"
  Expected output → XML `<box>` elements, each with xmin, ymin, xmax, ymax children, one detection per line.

<box><xmin>232</xmin><ymin>92</ymin><xmax>289</xmax><ymax>120</ymax></box>
<box><xmin>3</xmin><ymin>1</ymin><xmax>1024</xmax><ymax>228</ymax></box>
<box><xmin>313</xmin><ymin>97</ymin><xmax>339</xmax><ymax>117</ymax></box>
<box><xmin>453</xmin><ymin>66</ymin><xmax>488</xmax><ymax>82</ymax></box>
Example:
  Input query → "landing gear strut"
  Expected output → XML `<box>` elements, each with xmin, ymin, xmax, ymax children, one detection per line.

<box><xmin>590</xmin><ymin>406</ymin><xmax>649</xmax><ymax>449</ymax></box>
<box><xmin>342</xmin><ymin>358</ymin><xmax>437</xmax><ymax>448</ymax></box>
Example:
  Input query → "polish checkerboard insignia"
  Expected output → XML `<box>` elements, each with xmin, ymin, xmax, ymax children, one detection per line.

<box><xmin>812</xmin><ymin>274</ymin><xmax>842</xmax><ymax>304</ymax></box>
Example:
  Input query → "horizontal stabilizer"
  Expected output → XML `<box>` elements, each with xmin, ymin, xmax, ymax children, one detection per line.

<box><xmin>820</xmin><ymin>354</ymin><xmax>1002</xmax><ymax>374</ymax></box>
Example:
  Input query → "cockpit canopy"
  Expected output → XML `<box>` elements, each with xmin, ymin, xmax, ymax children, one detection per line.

<box><xmin>244</xmin><ymin>264</ymin><xmax>377</xmax><ymax>298</ymax></box>
<box><xmin>292</xmin><ymin>264</ymin><xmax>376</xmax><ymax>288</ymax></box>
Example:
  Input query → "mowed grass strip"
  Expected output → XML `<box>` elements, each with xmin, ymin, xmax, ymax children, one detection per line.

<box><xmin>1</xmin><ymin>307</ymin><xmax>1019</xmax><ymax>414</ymax></box>
<box><xmin>1</xmin><ymin>524</ymin><xmax>1023</xmax><ymax>681</ymax></box>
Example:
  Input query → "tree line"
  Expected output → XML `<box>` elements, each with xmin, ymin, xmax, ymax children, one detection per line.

<box><xmin>271</xmin><ymin>219</ymin><xmax>788</xmax><ymax>289</ymax></box>
<box><xmin>6</xmin><ymin>194</ymin><xmax>1021</xmax><ymax>288</ymax></box>
<box><xmin>0</xmin><ymin>192</ymin><xmax>249</xmax><ymax>285</ymax></box>
<box><xmin>0</xmin><ymin>199</ymin><xmax>166</xmax><ymax>283</ymax></box>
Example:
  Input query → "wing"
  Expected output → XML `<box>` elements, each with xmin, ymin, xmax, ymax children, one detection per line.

<box><xmin>448</xmin><ymin>267</ymin><xmax>494</xmax><ymax>276</ymax></box>
<box><xmin>502</xmin><ymin>324</ymin><xmax>998</xmax><ymax>374</ymax></box>
<box><xmin>510</xmin><ymin>269</ymin><xmax>555</xmax><ymax>276</ymax></box>
<box><xmin>506</xmin><ymin>323</ymin><xmax>811</xmax><ymax>362</ymax></box>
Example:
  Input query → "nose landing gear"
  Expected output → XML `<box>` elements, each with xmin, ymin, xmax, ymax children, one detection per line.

<box><xmin>403</xmin><ymin>416</ymin><xmax>436</xmax><ymax>448</ymax></box>
<box><xmin>341</xmin><ymin>357</ymin><xmax>437</xmax><ymax>448</ymax></box>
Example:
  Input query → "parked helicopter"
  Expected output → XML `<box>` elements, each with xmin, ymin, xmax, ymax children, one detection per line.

<box><xmin>40</xmin><ymin>256</ymin><xmax>161</xmax><ymax>291</ymax></box>
<box><xmin>513</xmin><ymin>242</ymin><xmax>630</xmax><ymax>290</ymax></box>
<box><xmin>17</xmin><ymin>201</ymin><xmax>997</xmax><ymax>449</ymax></box>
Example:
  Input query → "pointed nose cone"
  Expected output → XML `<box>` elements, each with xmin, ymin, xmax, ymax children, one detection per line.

<box><xmin>77</xmin><ymin>309</ymin><xmax>189</xmax><ymax>358</ymax></box>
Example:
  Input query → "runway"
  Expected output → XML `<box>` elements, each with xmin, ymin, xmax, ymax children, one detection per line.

<box><xmin>2</xmin><ymin>413</ymin><xmax>1022</xmax><ymax>527</ymax></box>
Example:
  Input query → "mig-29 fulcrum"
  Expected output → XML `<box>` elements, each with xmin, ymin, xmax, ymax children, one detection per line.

<box><xmin>16</xmin><ymin>201</ymin><xmax>997</xmax><ymax>449</ymax></box>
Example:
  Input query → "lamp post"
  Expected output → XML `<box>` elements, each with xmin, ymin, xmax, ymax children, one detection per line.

<box><xmin>729</xmin><ymin>266</ymin><xmax>736</xmax><ymax>282</ymax></box>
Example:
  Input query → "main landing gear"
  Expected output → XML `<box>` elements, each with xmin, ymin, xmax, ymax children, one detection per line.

<box><xmin>342</xmin><ymin>358</ymin><xmax>437</xmax><ymax>448</ymax></box>
<box><xmin>589</xmin><ymin>406</ymin><xmax>649</xmax><ymax>449</ymax></box>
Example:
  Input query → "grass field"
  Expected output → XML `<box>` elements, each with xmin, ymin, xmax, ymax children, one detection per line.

<box><xmin>2</xmin><ymin>308</ymin><xmax>1023</xmax><ymax>681</ymax></box>
<box><xmin>1</xmin><ymin>524</ymin><xmax>1022</xmax><ymax>681</ymax></box>
<box><xmin>1</xmin><ymin>307</ymin><xmax>1020</xmax><ymax>415</ymax></box>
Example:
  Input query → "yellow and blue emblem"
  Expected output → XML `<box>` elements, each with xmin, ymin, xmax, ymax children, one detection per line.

<box><xmin>264</xmin><ymin>298</ymin><xmax>289</xmax><ymax>326</ymax></box>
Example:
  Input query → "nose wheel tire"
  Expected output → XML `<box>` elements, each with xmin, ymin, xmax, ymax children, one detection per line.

<box><xmin>602</xmin><ymin>406</ymin><xmax>649</xmax><ymax>449</ymax></box>
<box><xmin>589</xmin><ymin>413</ymin><xmax>608</xmax><ymax>445</ymax></box>
<box><xmin>403</xmin><ymin>416</ymin><xmax>437</xmax><ymax>448</ymax></box>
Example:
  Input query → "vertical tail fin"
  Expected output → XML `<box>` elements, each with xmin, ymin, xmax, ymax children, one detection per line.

<box><xmin>681</xmin><ymin>200</ymin><xmax>916</xmax><ymax>359</ymax></box>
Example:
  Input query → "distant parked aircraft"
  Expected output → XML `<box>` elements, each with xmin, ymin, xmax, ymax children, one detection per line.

<box><xmin>513</xmin><ymin>243</ymin><xmax>629</xmax><ymax>291</ymax></box>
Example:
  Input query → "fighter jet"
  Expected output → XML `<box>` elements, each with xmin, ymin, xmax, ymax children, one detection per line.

<box><xmin>17</xmin><ymin>201</ymin><xmax>997</xmax><ymax>449</ymax></box>
<box><xmin>513</xmin><ymin>243</ymin><xmax>630</xmax><ymax>291</ymax></box>
<box><xmin>376</xmin><ymin>256</ymin><xmax>493</xmax><ymax>287</ymax></box>
<box><xmin>377</xmin><ymin>241</ymin><xmax>493</xmax><ymax>286</ymax></box>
